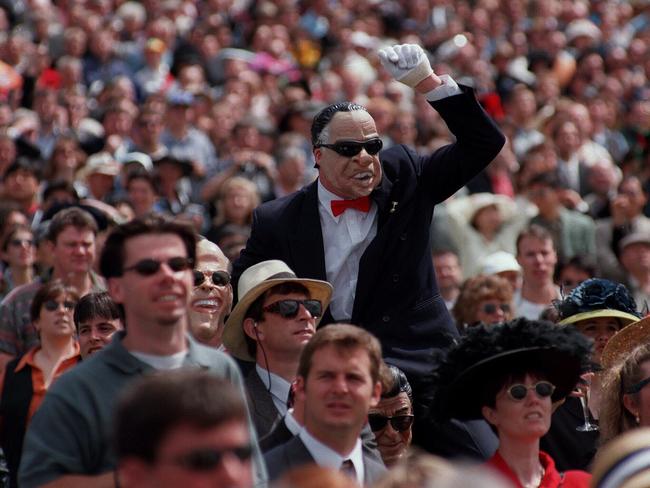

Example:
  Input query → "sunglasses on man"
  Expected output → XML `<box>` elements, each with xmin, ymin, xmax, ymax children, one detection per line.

<box><xmin>169</xmin><ymin>445</ymin><xmax>253</xmax><ymax>472</ymax></box>
<box><xmin>368</xmin><ymin>414</ymin><xmax>414</xmax><ymax>432</ymax></box>
<box><xmin>263</xmin><ymin>299</ymin><xmax>323</xmax><ymax>319</ymax></box>
<box><xmin>193</xmin><ymin>270</ymin><xmax>231</xmax><ymax>287</ymax></box>
<box><xmin>315</xmin><ymin>137</ymin><xmax>383</xmax><ymax>157</ymax></box>
<box><xmin>122</xmin><ymin>257</ymin><xmax>194</xmax><ymax>276</ymax></box>
<box><xmin>506</xmin><ymin>381</ymin><xmax>555</xmax><ymax>401</ymax></box>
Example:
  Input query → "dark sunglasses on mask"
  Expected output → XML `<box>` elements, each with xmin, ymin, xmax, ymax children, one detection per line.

<box><xmin>481</xmin><ymin>303</ymin><xmax>511</xmax><ymax>314</ymax></box>
<box><xmin>193</xmin><ymin>269</ymin><xmax>231</xmax><ymax>287</ymax></box>
<box><xmin>44</xmin><ymin>300</ymin><xmax>76</xmax><ymax>312</ymax></box>
<box><xmin>316</xmin><ymin>137</ymin><xmax>383</xmax><ymax>157</ymax></box>
<box><xmin>507</xmin><ymin>381</ymin><xmax>555</xmax><ymax>401</ymax></box>
<box><xmin>368</xmin><ymin>414</ymin><xmax>414</xmax><ymax>432</ymax></box>
<box><xmin>122</xmin><ymin>257</ymin><xmax>194</xmax><ymax>276</ymax></box>
<box><xmin>263</xmin><ymin>299</ymin><xmax>323</xmax><ymax>319</ymax></box>
<box><xmin>171</xmin><ymin>445</ymin><xmax>253</xmax><ymax>472</ymax></box>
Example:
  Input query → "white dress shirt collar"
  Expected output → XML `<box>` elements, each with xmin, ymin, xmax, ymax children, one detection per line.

<box><xmin>318</xmin><ymin>180</ymin><xmax>345</xmax><ymax>221</ymax></box>
<box><xmin>299</xmin><ymin>427</ymin><xmax>365</xmax><ymax>484</ymax></box>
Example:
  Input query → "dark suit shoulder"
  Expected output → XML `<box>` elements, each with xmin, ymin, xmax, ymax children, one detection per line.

<box><xmin>264</xmin><ymin>436</ymin><xmax>314</xmax><ymax>481</ymax></box>
<box><xmin>364</xmin><ymin>452</ymin><xmax>388</xmax><ymax>484</ymax></box>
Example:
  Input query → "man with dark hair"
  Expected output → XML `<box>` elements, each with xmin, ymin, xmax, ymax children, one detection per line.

<box><xmin>222</xmin><ymin>259</ymin><xmax>332</xmax><ymax>438</ymax></box>
<box><xmin>115</xmin><ymin>370</ymin><xmax>254</xmax><ymax>488</ymax></box>
<box><xmin>2</xmin><ymin>158</ymin><xmax>41</xmax><ymax>220</ymax></box>
<box><xmin>0</xmin><ymin>207</ymin><xmax>103</xmax><ymax>369</ymax></box>
<box><xmin>19</xmin><ymin>215</ymin><xmax>267</xmax><ymax>487</ymax></box>
<box><xmin>265</xmin><ymin>323</ymin><xmax>387</xmax><ymax>484</ymax></box>
<box><xmin>73</xmin><ymin>291</ymin><xmax>124</xmax><ymax>359</ymax></box>
<box><xmin>233</xmin><ymin>43</ymin><xmax>504</xmax><ymax>458</ymax></box>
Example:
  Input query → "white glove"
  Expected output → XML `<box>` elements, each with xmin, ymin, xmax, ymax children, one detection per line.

<box><xmin>378</xmin><ymin>44</ymin><xmax>434</xmax><ymax>88</ymax></box>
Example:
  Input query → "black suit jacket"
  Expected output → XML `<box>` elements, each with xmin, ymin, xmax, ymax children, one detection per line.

<box><xmin>244</xmin><ymin>368</ymin><xmax>281</xmax><ymax>439</ymax></box>
<box><xmin>233</xmin><ymin>86</ymin><xmax>505</xmax><ymax>379</ymax></box>
<box><xmin>264</xmin><ymin>435</ymin><xmax>386</xmax><ymax>485</ymax></box>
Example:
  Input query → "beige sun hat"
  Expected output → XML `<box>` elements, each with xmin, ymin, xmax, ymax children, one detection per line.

<box><xmin>446</xmin><ymin>192</ymin><xmax>516</xmax><ymax>225</ymax></box>
<box><xmin>601</xmin><ymin>316</ymin><xmax>650</xmax><ymax>370</ymax></box>
<box><xmin>223</xmin><ymin>260</ymin><xmax>332</xmax><ymax>361</ymax></box>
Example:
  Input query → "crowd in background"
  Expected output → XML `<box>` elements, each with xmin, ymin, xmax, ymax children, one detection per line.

<box><xmin>1</xmin><ymin>0</ymin><xmax>650</xmax><ymax>487</ymax></box>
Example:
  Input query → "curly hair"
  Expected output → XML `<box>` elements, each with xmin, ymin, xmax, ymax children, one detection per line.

<box><xmin>600</xmin><ymin>343</ymin><xmax>650</xmax><ymax>444</ymax></box>
<box><xmin>452</xmin><ymin>274</ymin><xmax>514</xmax><ymax>328</ymax></box>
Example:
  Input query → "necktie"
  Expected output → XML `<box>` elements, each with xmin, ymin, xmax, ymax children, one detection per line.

<box><xmin>331</xmin><ymin>196</ymin><xmax>371</xmax><ymax>217</ymax></box>
<box><xmin>340</xmin><ymin>459</ymin><xmax>357</xmax><ymax>480</ymax></box>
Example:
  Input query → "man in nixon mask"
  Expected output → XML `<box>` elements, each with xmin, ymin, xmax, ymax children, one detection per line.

<box><xmin>232</xmin><ymin>43</ymin><xmax>505</xmax><ymax>458</ymax></box>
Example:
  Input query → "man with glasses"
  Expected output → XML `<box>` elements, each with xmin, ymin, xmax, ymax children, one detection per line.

<box><xmin>222</xmin><ymin>259</ymin><xmax>332</xmax><ymax>438</ymax></box>
<box><xmin>188</xmin><ymin>238</ymin><xmax>233</xmax><ymax>349</ymax></box>
<box><xmin>233</xmin><ymin>43</ymin><xmax>504</xmax><ymax>458</ymax></box>
<box><xmin>115</xmin><ymin>370</ymin><xmax>254</xmax><ymax>488</ymax></box>
<box><xmin>19</xmin><ymin>216</ymin><xmax>267</xmax><ymax>487</ymax></box>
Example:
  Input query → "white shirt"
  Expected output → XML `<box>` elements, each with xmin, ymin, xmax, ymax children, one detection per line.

<box><xmin>284</xmin><ymin>409</ymin><xmax>301</xmax><ymax>435</ymax></box>
<box><xmin>256</xmin><ymin>364</ymin><xmax>291</xmax><ymax>416</ymax></box>
<box><xmin>316</xmin><ymin>77</ymin><xmax>461</xmax><ymax>320</ymax></box>
<box><xmin>130</xmin><ymin>350</ymin><xmax>187</xmax><ymax>370</ymax></box>
<box><xmin>298</xmin><ymin>428</ymin><xmax>365</xmax><ymax>484</ymax></box>
<box><xmin>318</xmin><ymin>181</ymin><xmax>378</xmax><ymax>320</ymax></box>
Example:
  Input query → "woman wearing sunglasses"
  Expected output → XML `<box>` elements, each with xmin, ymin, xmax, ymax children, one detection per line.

<box><xmin>435</xmin><ymin>318</ymin><xmax>592</xmax><ymax>488</ymax></box>
<box><xmin>0</xmin><ymin>280</ymin><xmax>81</xmax><ymax>487</ymax></box>
<box><xmin>0</xmin><ymin>225</ymin><xmax>36</xmax><ymax>300</ymax></box>
<box><xmin>452</xmin><ymin>274</ymin><xmax>515</xmax><ymax>331</ymax></box>
<box><xmin>368</xmin><ymin>364</ymin><xmax>414</xmax><ymax>467</ymax></box>
<box><xmin>541</xmin><ymin>279</ymin><xmax>640</xmax><ymax>472</ymax></box>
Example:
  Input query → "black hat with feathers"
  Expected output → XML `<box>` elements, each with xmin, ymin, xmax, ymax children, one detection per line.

<box><xmin>433</xmin><ymin>318</ymin><xmax>593</xmax><ymax>421</ymax></box>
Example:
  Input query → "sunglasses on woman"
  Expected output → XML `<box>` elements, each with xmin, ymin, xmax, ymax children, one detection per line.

<box><xmin>368</xmin><ymin>414</ymin><xmax>414</xmax><ymax>432</ymax></box>
<box><xmin>315</xmin><ymin>137</ymin><xmax>383</xmax><ymax>157</ymax></box>
<box><xmin>44</xmin><ymin>300</ymin><xmax>76</xmax><ymax>312</ymax></box>
<box><xmin>122</xmin><ymin>257</ymin><xmax>194</xmax><ymax>276</ymax></box>
<box><xmin>507</xmin><ymin>381</ymin><xmax>556</xmax><ymax>401</ymax></box>
<box><xmin>263</xmin><ymin>299</ymin><xmax>322</xmax><ymax>319</ymax></box>
<box><xmin>170</xmin><ymin>445</ymin><xmax>253</xmax><ymax>472</ymax></box>
<box><xmin>193</xmin><ymin>270</ymin><xmax>231</xmax><ymax>287</ymax></box>
<box><xmin>481</xmin><ymin>303</ymin><xmax>511</xmax><ymax>314</ymax></box>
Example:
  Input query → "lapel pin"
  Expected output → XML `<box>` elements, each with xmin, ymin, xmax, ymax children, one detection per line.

<box><xmin>389</xmin><ymin>201</ymin><xmax>399</xmax><ymax>213</ymax></box>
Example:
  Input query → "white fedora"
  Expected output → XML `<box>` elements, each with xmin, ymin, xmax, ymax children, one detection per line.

<box><xmin>223</xmin><ymin>260</ymin><xmax>332</xmax><ymax>361</ymax></box>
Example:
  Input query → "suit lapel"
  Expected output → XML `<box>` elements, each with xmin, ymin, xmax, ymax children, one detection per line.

<box><xmin>246</xmin><ymin>370</ymin><xmax>280</xmax><ymax>432</ymax></box>
<box><xmin>286</xmin><ymin>436</ymin><xmax>315</xmax><ymax>467</ymax></box>
<box><xmin>289</xmin><ymin>182</ymin><xmax>327</xmax><ymax>281</ymax></box>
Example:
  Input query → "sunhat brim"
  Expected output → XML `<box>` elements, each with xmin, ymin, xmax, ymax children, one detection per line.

<box><xmin>601</xmin><ymin>316</ymin><xmax>650</xmax><ymax>369</ymax></box>
<box><xmin>223</xmin><ymin>277</ymin><xmax>332</xmax><ymax>361</ymax></box>
<box><xmin>558</xmin><ymin>309</ymin><xmax>640</xmax><ymax>327</ymax></box>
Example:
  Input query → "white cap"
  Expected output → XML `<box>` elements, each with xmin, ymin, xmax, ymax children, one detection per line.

<box><xmin>480</xmin><ymin>251</ymin><xmax>522</xmax><ymax>275</ymax></box>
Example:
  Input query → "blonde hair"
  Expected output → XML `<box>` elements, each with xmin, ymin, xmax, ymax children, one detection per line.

<box><xmin>212</xmin><ymin>176</ymin><xmax>260</xmax><ymax>227</ymax></box>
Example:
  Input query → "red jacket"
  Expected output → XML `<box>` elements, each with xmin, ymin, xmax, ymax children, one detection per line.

<box><xmin>486</xmin><ymin>450</ymin><xmax>591</xmax><ymax>488</ymax></box>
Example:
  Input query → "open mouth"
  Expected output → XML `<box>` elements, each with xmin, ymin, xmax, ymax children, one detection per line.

<box><xmin>352</xmin><ymin>172</ymin><xmax>373</xmax><ymax>182</ymax></box>
<box><xmin>191</xmin><ymin>298</ymin><xmax>222</xmax><ymax>313</ymax></box>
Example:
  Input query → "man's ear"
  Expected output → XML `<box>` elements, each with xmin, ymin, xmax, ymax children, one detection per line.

<box><xmin>313</xmin><ymin>148</ymin><xmax>322</xmax><ymax>169</ymax></box>
<box><xmin>294</xmin><ymin>375</ymin><xmax>306</xmax><ymax>400</ymax></box>
<box><xmin>369</xmin><ymin>381</ymin><xmax>382</xmax><ymax>408</ymax></box>
<box><xmin>108</xmin><ymin>277</ymin><xmax>124</xmax><ymax>305</ymax></box>
<box><xmin>243</xmin><ymin>318</ymin><xmax>259</xmax><ymax>341</ymax></box>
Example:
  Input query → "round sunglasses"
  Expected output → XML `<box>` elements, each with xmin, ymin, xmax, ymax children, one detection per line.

<box><xmin>506</xmin><ymin>381</ymin><xmax>556</xmax><ymax>401</ymax></box>
<box><xmin>368</xmin><ymin>413</ymin><xmax>414</xmax><ymax>432</ymax></box>
<box><xmin>315</xmin><ymin>137</ymin><xmax>383</xmax><ymax>157</ymax></box>
<box><xmin>193</xmin><ymin>270</ymin><xmax>231</xmax><ymax>287</ymax></box>
<box><xmin>43</xmin><ymin>300</ymin><xmax>76</xmax><ymax>312</ymax></box>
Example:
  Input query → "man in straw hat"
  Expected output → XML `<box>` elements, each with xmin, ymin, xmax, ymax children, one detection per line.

<box><xmin>223</xmin><ymin>259</ymin><xmax>333</xmax><ymax>438</ymax></box>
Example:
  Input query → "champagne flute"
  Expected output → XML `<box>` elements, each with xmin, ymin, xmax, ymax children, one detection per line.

<box><xmin>576</xmin><ymin>377</ymin><xmax>598</xmax><ymax>432</ymax></box>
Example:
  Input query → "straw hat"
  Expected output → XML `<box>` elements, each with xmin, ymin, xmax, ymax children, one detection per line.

<box><xmin>223</xmin><ymin>260</ymin><xmax>332</xmax><ymax>361</ymax></box>
<box><xmin>592</xmin><ymin>428</ymin><xmax>650</xmax><ymax>488</ymax></box>
<box><xmin>601</xmin><ymin>316</ymin><xmax>650</xmax><ymax>370</ymax></box>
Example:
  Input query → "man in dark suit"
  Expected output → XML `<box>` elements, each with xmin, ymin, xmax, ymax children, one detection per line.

<box><xmin>222</xmin><ymin>260</ymin><xmax>332</xmax><ymax>438</ymax></box>
<box><xmin>233</xmin><ymin>43</ymin><xmax>503</xmax><ymax>458</ymax></box>
<box><xmin>264</xmin><ymin>324</ymin><xmax>386</xmax><ymax>484</ymax></box>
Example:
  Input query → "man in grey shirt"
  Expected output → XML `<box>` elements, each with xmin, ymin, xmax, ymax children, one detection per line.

<box><xmin>19</xmin><ymin>216</ymin><xmax>267</xmax><ymax>487</ymax></box>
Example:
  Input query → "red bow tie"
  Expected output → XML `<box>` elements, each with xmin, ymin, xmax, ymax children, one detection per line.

<box><xmin>331</xmin><ymin>196</ymin><xmax>371</xmax><ymax>217</ymax></box>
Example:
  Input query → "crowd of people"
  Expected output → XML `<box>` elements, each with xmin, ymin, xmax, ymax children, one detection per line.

<box><xmin>0</xmin><ymin>0</ymin><xmax>650</xmax><ymax>487</ymax></box>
